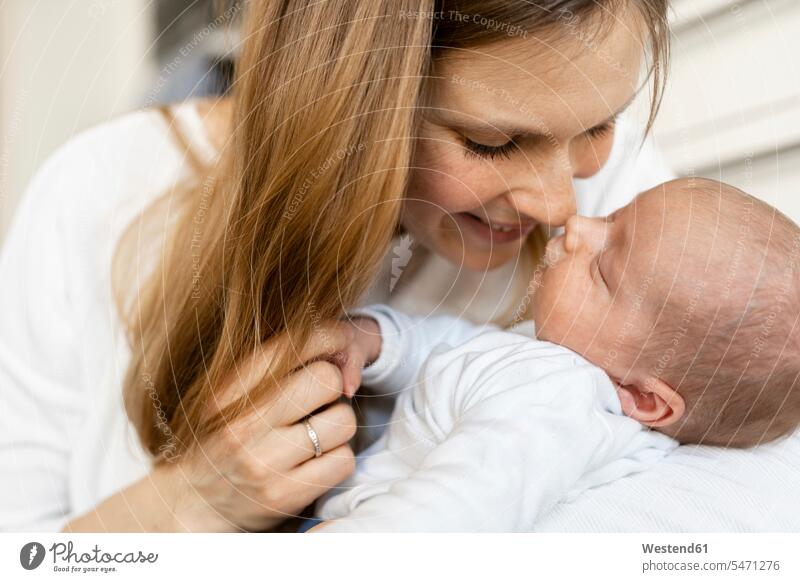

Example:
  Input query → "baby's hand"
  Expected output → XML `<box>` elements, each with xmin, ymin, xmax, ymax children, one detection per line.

<box><xmin>329</xmin><ymin>316</ymin><xmax>382</xmax><ymax>398</ymax></box>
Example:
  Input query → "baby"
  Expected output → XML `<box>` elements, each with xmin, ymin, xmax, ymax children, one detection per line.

<box><xmin>313</xmin><ymin>178</ymin><xmax>800</xmax><ymax>532</ymax></box>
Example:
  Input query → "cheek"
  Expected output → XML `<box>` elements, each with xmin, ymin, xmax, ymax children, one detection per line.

<box><xmin>533</xmin><ymin>263</ymin><xmax>572</xmax><ymax>336</ymax></box>
<box><xmin>408</xmin><ymin>139</ymin><xmax>501</xmax><ymax>213</ymax></box>
<box><xmin>534</xmin><ymin>261</ymin><xmax>596</xmax><ymax>342</ymax></box>
<box><xmin>578</xmin><ymin>307</ymin><xmax>636</xmax><ymax>376</ymax></box>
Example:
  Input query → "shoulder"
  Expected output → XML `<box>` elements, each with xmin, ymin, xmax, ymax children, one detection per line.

<box><xmin>32</xmin><ymin>101</ymin><xmax>212</xmax><ymax>204</ymax></box>
<box><xmin>1</xmin><ymin>102</ymin><xmax>215</xmax><ymax>325</ymax></box>
<box><xmin>421</xmin><ymin>330</ymin><xmax>611</xmax><ymax>409</ymax></box>
<box><xmin>13</xmin><ymin>108</ymin><xmax>173</xmax><ymax>239</ymax></box>
<box><xmin>12</xmin><ymin>100</ymin><xmax>217</xmax><ymax>250</ymax></box>
<box><xmin>429</xmin><ymin>329</ymin><xmax>589</xmax><ymax>370</ymax></box>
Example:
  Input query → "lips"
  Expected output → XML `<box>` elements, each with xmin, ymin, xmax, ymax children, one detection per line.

<box><xmin>465</xmin><ymin>213</ymin><xmax>511</xmax><ymax>232</ymax></box>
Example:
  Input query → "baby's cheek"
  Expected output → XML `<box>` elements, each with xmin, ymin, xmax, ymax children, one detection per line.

<box><xmin>532</xmin><ymin>270</ymin><xmax>569</xmax><ymax>339</ymax></box>
<box><xmin>539</xmin><ymin>268</ymin><xmax>603</xmax><ymax>347</ymax></box>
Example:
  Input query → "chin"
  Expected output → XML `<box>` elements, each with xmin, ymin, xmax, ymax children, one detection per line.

<box><xmin>404</xmin><ymin>221</ymin><xmax>521</xmax><ymax>272</ymax></box>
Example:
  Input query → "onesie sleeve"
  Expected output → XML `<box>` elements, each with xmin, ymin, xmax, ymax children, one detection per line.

<box><xmin>348</xmin><ymin>303</ymin><xmax>498</xmax><ymax>395</ymax></box>
<box><xmin>318</xmin><ymin>335</ymin><xmax>622</xmax><ymax>532</ymax></box>
<box><xmin>0</xmin><ymin>142</ymin><xmax>92</xmax><ymax>531</ymax></box>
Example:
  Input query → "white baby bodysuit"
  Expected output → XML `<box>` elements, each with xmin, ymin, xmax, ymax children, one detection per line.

<box><xmin>316</xmin><ymin>305</ymin><xmax>678</xmax><ymax>532</ymax></box>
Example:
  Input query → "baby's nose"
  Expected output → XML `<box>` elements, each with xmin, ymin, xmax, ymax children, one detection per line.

<box><xmin>564</xmin><ymin>215</ymin><xmax>608</xmax><ymax>254</ymax></box>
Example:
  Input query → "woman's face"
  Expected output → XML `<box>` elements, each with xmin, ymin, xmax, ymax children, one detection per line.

<box><xmin>402</xmin><ymin>13</ymin><xmax>645</xmax><ymax>271</ymax></box>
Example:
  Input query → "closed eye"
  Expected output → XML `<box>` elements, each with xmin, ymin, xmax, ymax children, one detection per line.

<box><xmin>462</xmin><ymin>137</ymin><xmax>519</xmax><ymax>161</ymax></box>
<box><xmin>585</xmin><ymin>116</ymin><xmax>618</xmax><ymax>140</ymax></box>
<box><xmin>592</xmin><ymin>255</ymin><xmax>609</xmax><ymax>288</ymax></box>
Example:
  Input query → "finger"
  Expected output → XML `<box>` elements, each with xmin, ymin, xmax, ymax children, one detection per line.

<box><xmin>288</xmin><ymin>444</ymin><xmax>356</xmax><ymax>502</ymax></box>
<box><xmin>213</xmin><ymin>321</ymin><xmax>355</xmax><ymax>411</ymax></box>
<box><xmin>217</xmin><ymin>403</ymin><xmax>357</xmax><ymax>491</ymax></box>
<box><xmin>266</xmin><ymin>402</ymin><xmax>358</xmax><ymax>467</ymax></box>
<box><xmin>269</xmin><ymin>360</ymin><xmax>345</xmax><ymax>425</ymax></box>
<box><xmin>341</xmin><ymin>350</ymin><xmax>365</xmax><ymax>398</ymax></box>
<box><xmin>267</xmin><ymin>320</ymin><xmax>356</xmax><ymax>371</ymax></box>
<box><xmin>296</xmin><ymin>320</ymin><xmax>355</xmax><ymax>365</ymax></box>
<box><xmin>327</xmin><ymin>349</ymin><xmax>365</xmax><ymax>398</ymax></box>
<box><xmin>216</xmin><ymin>360</ymin><xmax>346</xmax><ymax>445</ymax></box>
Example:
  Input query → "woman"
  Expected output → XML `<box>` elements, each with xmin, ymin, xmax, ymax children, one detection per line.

<box><xmin>1</xmin><ymin>0</ymin><xmax>797</xmax><ymax>532</ymax></box>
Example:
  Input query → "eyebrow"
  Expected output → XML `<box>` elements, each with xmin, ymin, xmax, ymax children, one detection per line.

<box><xmin>453</xmin><ymin>95</ymin><xmax>637</xmax><ymax>140</ymax></box>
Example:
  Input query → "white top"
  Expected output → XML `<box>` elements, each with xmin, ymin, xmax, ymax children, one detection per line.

<box><xmin>316</xmin><ymin>306</ymin><xmax>678</xmax><ymax>531</ymax></box>
<box><xmin>1</xmin><ymin>101</ymin><xmax>799</xmax><ymax>532</ymax></box>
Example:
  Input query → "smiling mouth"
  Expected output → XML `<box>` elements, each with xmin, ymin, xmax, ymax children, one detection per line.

<box><xmin>464</xmin><ymin>212</ymin><xmax>535</xmax><ymax>233</ymax></box>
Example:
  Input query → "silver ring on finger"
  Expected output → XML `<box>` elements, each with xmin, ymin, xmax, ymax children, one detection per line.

<box><xmin>304</xmin><ymin>416</ymin><xmax>322</xmax><ymax>458</ymax></box>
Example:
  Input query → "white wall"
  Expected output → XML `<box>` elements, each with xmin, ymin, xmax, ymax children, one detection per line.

<box><xmin>653</xmin><ymin>0</ymin><xmax>800</xmax><ymax>221</ymax></box>
<box><xmin>0</xmin><ymin>0</ymin><xmax>156</xmax><ymax>240</ymax></box>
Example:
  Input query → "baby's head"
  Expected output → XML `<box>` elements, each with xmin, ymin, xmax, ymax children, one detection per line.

<box><xmin>533</xmin><ymin>178</ymin><xmax>800</xmax><ymax>447</ymax></box>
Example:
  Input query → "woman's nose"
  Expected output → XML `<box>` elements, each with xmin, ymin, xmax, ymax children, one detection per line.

<box><xmin>563</xmin><ymin>215</ymin><xmax>608</xmax><ymax>254</ymax></box>
<box><xmin>506</xmin><ymin>147</ymin><xmax>577</xmax><ymax>227</ymax></box>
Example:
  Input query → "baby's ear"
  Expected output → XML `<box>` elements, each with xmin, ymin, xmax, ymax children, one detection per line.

<box><xmin>614</xmin><ymin>376</ymin><xmax>685</xmax><ymax>427</ymax></box>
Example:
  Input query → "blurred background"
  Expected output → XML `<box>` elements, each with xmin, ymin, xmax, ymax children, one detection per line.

<box><xmin>0</xmin><ymin>0</ymin><xmax>798</xmax><ymax>243</ymax></box>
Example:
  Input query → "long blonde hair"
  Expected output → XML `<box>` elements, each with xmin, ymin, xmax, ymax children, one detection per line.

<box><xmin>115</xmin><ymin>0</ymin><xmax>670</xmax><ymax>460</ymax></box>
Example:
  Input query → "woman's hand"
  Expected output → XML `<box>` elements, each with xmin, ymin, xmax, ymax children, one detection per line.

<box><xmin>167</xmin><ymin>320</ymin><xmax>362</xmax><ymax>532</ymax></box>
<box><xmin>62</xmin><ymin>319</ymin><xmax>374</xmax><ymax>533</ymax></box>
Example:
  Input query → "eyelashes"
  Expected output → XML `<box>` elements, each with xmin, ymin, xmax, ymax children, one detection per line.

<box><xmin>462</xmin><ymin>137</ymin><xmax>518</xmax><ymax>161</ymax></box>
<box><xmin>461</xmin><ymin>117</ymin><xmax>617</xmax><ymax>161</ymax></box>
<box><xmin>584</xmin><ymin>119</ymin><xmax>617</xmax><ymax>140</ymax></box>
